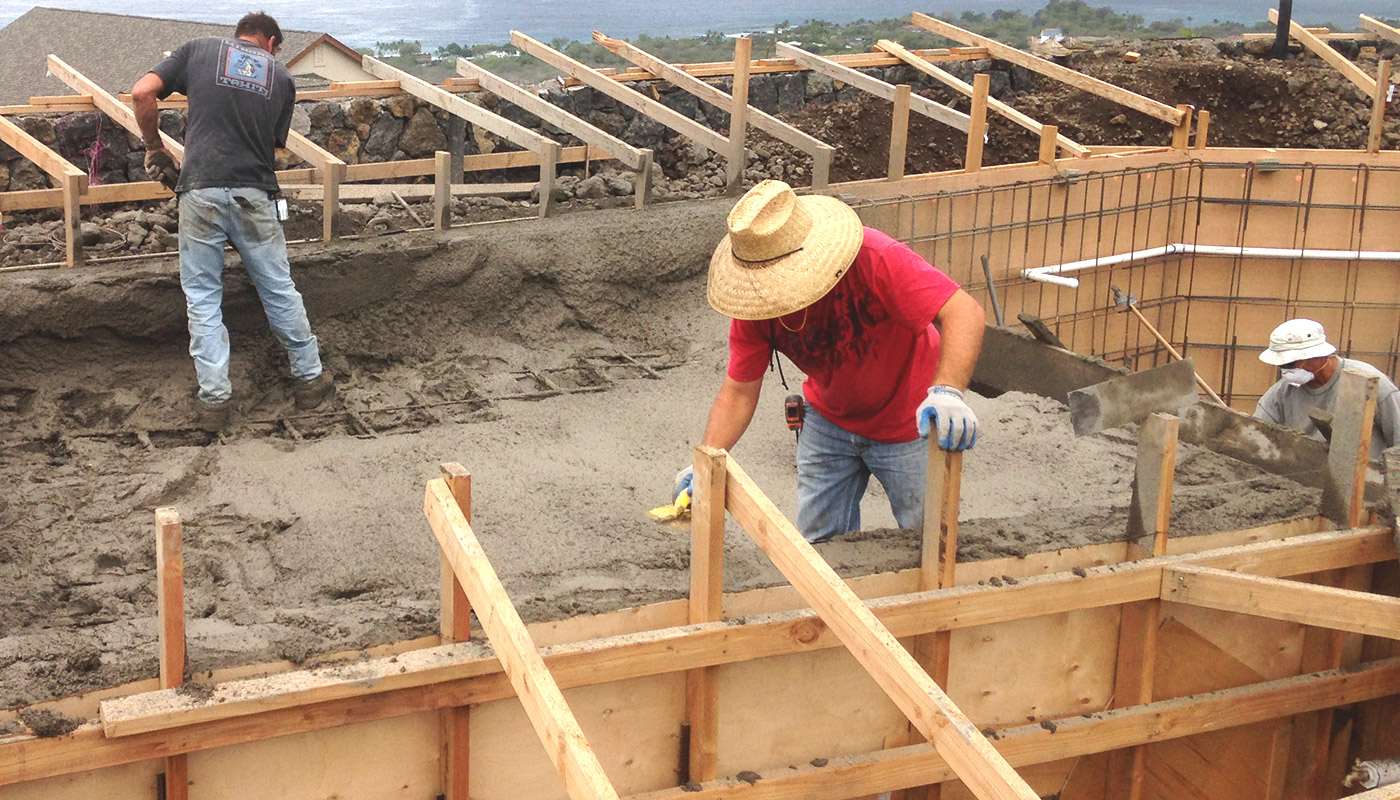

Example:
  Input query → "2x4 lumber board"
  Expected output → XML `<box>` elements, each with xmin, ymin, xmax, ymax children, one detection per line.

<box><xmin>512</xmin><ymin>31</ymin><xmax>729</xmax><ymax>156</ymax></box>
<box><xmin>1162</xmin><ymin>565</ymin><xmax>1400</xmax><ymax>639</ymax></box>
<box><xmin>438</xmin><ymin>464</ymin><xmax>472</xmax><ymax>800</ymax></box>
<box><xmin>874</xmin><ymin>39</ymin><xmax>1088</xmax><ymax>157</ymax></box>
<box><xmin>626</xmin><ymin>657</ymin><xmax>1400</xmax><ymax>800</ymax></box>
<box><xmin>1321</xmin><ymin>369</ymin><xmax>1378</xmax><ymax>527</ymax></box>
<box><xmin>1360</xmin><ymin>15</ymin><xmax>1400</xmax><ymax>45</ymax></box>
<box><xmin>363</xmin><ymin>56</ymin><xmax>554</xmax><ymax>156</ymax></box>
<box><xmin>433</xmin><ymin>152</ymin><xmax>452</xmax><ymax>231</ymax></box>
<box><xmin>454</xmin><ymin>58</ymin><xmax>649</xmax><ymax>172</ymax></box>
<box><xmin>60</xmin><ymin>173</ymin><xmax>83</xmax><ymax>268</ymax></box>
<box><xmin>1369</xmin><ymin>59</ymin><xmax>1392</xmax><ymax>154</ymax></box>
<box><xmin>1195</xmin><ymin>110</ymin><xmax>1212</xmax><ymax>150</ymax></box>
<box><xmin>0</xmin><ymin>115</ymin><xmax>86</xmax><ymax>185</ymax></box>
<box><xmin>1038</xmin><ymin>124</ymin><xmax>1059</xmax><ymax>164</ymax></box>
<box><xmin>561</xmin><ymin>47</ymin><xmax>995</xmax><ymax>85</ymax></box>
<box><xmin>1170</xmin><ymin>104</ymin><xmax>1194</xmax><ymax>150</ymax></box>
<box><xmin>722</xmin><ymin>457</ymin><xmax>1039</xmax><ymax>800</ymax></box>
<box><xmin>776</xmin><ymin>42</ymin><xmax>971</xmax><ymax>134</ymax></box>
<box><xmin>94</xmin><ymin>525</ymin><xmax>1395</xmax><ymax>744</ymax></box>
<box><xmin>1269</xmin><ymin>9</ymin><xmax>1380</xmax><ymax>100</ymax></box>
<box><xmin>889</xmin><ymin>83</ymin><xmax>912</xmax><ymax>181</ymax></box>
<box><xmin>155</xmin><ymin>507</ymin><xmax>188</xmax><ymax>800</ymax></box>
<box><xmin>725</xmin><ymin>38</ymin><xmax>752</xmax><ymax>193</ymax></box>
<box><xmin>909</xmin><ymin>13</ymin><xmax>1183</xmax><ymax>126</ymax></box>
<box><xmin>592</xmin><ymin>33</ymin><xmax>833</xmax><ymax>174</ymax></box>
<box><xmin>424</xmin><ymin>479</ymin><xmax>620</xmax><ymax>800</ymax></box>
<box><xmin>320</xmin><ymin>161</ymin><xmax>344</xmax><ymax>242</ymax></box>
<box><xmin>686</xmin><ymin>447</ymin><xmax>728</xmax><ymax>783</ymax></box>
<box><xmin>46</xmin><ymin>55</ymin><xmax>185</xmax><ymax>163</ymax></box>
<box><xmin>964</xmin><ymin>74</ymin><xmax>990</xmax><ymax>173</ymax></box>
<box><xmin>342</xmin><ymin>145</ymin><xmax>607</xmax><ymax>182</ymax></box>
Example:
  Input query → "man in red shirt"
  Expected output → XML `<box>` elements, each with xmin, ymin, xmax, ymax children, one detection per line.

<box><xmin>678</xmin><ymin>180</ymin><xmax>984</xmax><ymax>542</ymax></box>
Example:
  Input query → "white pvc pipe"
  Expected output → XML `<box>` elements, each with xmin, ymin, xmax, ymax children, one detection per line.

<box><xmin>1022</xmin><ymin>244</ymin><xmax>1400</xmax><ymax>289</ymax></box>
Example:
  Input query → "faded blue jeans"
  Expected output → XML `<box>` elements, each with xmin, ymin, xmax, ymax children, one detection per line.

<box><xmin>796</xmin><ymin>406</ymin><xmax>927</xmax><ymax>543</ymax></box>
<box><xmin>179</xmin><ymin>187</ymin><xmax>321</xmax><ymax>406</ymax></box>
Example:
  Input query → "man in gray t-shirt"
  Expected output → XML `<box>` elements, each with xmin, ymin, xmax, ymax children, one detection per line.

<box><xmin>1253</xmin><ymin>318</ymin><xmax>1400</xmax><ymax>461</ymax></box>
<box><xmin>131</xmin><ymin>12</ymin><xmax>332</xmax><ymax>432</ymax></box>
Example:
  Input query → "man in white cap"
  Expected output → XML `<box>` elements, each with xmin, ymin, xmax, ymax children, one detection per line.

<box><xmin>1254</xmin><ymin>318</ymin><xmax>1400</xmax><ymax>460</ymax></box>
<box><xmin>676</xmin><ymin>180</ymin><xmax>985</xmax><ymax>542</ymax></box>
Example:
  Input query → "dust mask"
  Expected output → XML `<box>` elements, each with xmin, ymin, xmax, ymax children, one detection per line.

<box><xmin>1281</xmin><ymin>367</ymin><xmax>1315</xmax><ymax>387</ymax></box>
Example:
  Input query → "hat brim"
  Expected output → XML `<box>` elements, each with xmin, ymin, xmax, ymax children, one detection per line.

<box><xmin>1258</xmin><ymin>340</ymin><xmax>1336</xmax><ymax>366</ymax></box>
<box><xmin>707</xmin><ymin>196</ymin><xmax>864</xmax><ymax>321</ymax></box>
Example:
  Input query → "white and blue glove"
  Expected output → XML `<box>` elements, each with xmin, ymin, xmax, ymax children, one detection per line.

<box><xmin>674</xmin><ymin>465</ymin><xmax>695</xmax><ymax>503</ymax></box>
<box><xmin>916</xmin><ymin>385</ymin><xmax>979</xmax><ymax>451</ymax></box>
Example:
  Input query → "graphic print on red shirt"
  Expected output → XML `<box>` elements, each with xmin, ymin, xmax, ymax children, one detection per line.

<box><xmin>726</xmin><ymin>227</ymin><xmax>961</xmax><ymax>443</ymax></box>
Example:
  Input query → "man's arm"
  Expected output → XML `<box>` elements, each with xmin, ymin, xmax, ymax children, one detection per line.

<box><xmin>931</xmin><ymin>289</ymin><xmax>985</xmax><ymax>389</ymax></box>
<box><xmin>131</xmin><ymin>72</ymin><xmax>166</xmax><ymax>149</ymax></box>
<box><xmin>700</xmin><ymin>376</ymin><xmax>763</xmax><ymax>452</ymax></box>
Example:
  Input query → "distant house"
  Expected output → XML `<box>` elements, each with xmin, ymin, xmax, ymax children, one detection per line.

<box><xmin>0</xmin><ymin>8</ymin><xmax>372</xmax><ymax>104</ymax></box>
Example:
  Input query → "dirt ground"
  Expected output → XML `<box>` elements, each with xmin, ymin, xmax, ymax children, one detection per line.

<box><xmin>0</xmin><ymin>195</ymin><xmax>1323</xmax><ymax>711</ymax></box>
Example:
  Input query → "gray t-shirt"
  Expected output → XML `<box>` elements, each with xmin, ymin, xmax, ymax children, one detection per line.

<box><xmin>1253</xmin><ymin>357</ymin><xmax>1400</xmax><ymax>461</ymax></box>
<box><xmin>151</xmin><ymin>37</ymin><xmax>294</xmax><ymax>193</ymax></box>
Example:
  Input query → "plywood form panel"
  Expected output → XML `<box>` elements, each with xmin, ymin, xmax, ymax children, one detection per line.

<box><xmin>0</xmin><ymin>760</ymin><xmax>156</xmax><ymax>800</ymax></box>
<box><xmin>942</xmin><ymin>755</ymin><xmax>1109</xmax><ymax>800</ymax></box>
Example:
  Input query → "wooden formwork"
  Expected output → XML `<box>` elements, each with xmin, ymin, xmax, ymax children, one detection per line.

<box><xmin>1</xmin><ymin>376</ymin><xmax>1398</xmax><ymax>800</ymax></box>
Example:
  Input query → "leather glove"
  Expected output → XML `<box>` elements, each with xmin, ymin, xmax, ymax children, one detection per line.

<box><xmin>144</xmin><ymin>148</ymin><xmax>180</xmax><ymax>191</ymax></box>
<box><xmin>674</xmin><ymin>465</ymin><xmax>695</xmax><ymax>503</ymax></box>
<box><xmin>916</xmin><ymin>385</ymin><xmax>979</xmax><ymax>451</ymax></box>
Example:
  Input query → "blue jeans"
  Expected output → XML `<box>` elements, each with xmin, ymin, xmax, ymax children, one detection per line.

<box><xmin>796</xmin><ymin>406</ymin><xmax>927</xmax><ymax>543</ymax></box>
<box><xmin>179</xmin><ymin>187</ymin><xmax>321</xmax><ymax>406</ymax></box>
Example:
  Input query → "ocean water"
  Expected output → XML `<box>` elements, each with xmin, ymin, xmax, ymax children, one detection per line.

<box><xmin>0</xmin><ymin>0</ymin><xmax>1385</xmax><ymax>50</ymax></box>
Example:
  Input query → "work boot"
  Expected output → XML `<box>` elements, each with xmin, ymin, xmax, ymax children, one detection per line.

<box><xmin>195</xmin><ymin>399</ymin><xmax>233</xmax><ymax>433</ymax></box>
<box><xmin>294</xmin><ymin>371</ymin><xmax>335</xmax><ymax>410</ymax></box>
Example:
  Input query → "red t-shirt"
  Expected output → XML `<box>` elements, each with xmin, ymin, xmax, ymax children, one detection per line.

<box><xmin>727</xmin><ymin>227</ymin><xmax>961</xmax><ymax>443</ymax></box>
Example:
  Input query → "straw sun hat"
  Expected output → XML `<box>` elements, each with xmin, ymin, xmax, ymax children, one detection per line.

<box><xmin>708</xmin><ymin>180</ymin><xmax>864</xmax><ymax>320</ymax></box>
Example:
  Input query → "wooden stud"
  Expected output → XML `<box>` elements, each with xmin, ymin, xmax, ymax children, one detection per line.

<box><xmin>155</xmin><ymin>507</ymin><xmax>188</xmax><ymax>800</ymax></box>
<box><xmin>628</xmin><ymin>657</ymin><xmax>1400</xmax><ymax>800</ymax></box>
<box><xmin>539</xmin><ymin>141</ymin><xmax>561</xmax><ymax>219</ymax></box>
<box><xmin>438</xmin><ymin>465</ymin><xmax>472</xmax><ymax>800</ymax></box>
<box><xmin>1195</xmin><ymin>109</ymin><xmax>1211</xmax><ymax>150</ymax></box>
<box><xmin>433</xmin><ymin>151</ymin><xmax>452</xmax><ymax>233</ymax></box>
<box><xmin>722</xmin><ymin>456</ymin><xmax>1040</xmax><ymax>800</ymax></box>
<box><xmin>512</xmin><ymin>31</ymin><xmax>730</xmax><ymax>156</ymax></box>
<box><xmin>686</xmin><ymin>447</ymin><xmax>727</xmax><ymax>783</ymax></box>
<box><xmin>1170</xmin><ymin>104</ymin><xmax>1194</xmax><ymax>150</ymax></box>
<box><xmin>1369</xmin><ymin>59</ymin><xmax>1392</xmax><ymax>155</ymax></box>
<box><xmin>776</xmin><ymin>43</ymin><xmax>971</xmax><ymax>133</ymax></box>
<box><xmin>811</xmin><ymin>147</ymin><xmax>833</xmax><ymax>193</ymax></box>
<box><xmin>60</xmin><ymin>172</ymin><xmax>83</xmax><ymax>269</ymax></box>
<box><xmin>455</xmin><ymin>57</ymin><xmax>651</xmax><ymax>175</ymax></box>
<box><xmin>1360</xmin><ymin>14</ymin><xmax>1400</xmax><ymax>45</ymax></box>
<box><xmin>726</xmin><ymin>38</ymin><xmax>752</xmax><ymax>194</ymax></box>
<box><xmin>1269</xmin><ymin>9</ymin><xmax>1380</xmax><ymax>99</ymax></box>
<box><xmin>1321</xmin><ymin>368</ymin><xmax>1379</xmax><ymax>527</ymax></box>
<box><xmin>910</xmin><ymin>13</ymin><xmax>1184</xmax><ymax>125</ymax></box>
<box><xmin>1037</xmin><ymin>124</ymin><xmax>1058</xmax><ymax>165</ymax></box>
<box><xmin>875</xmin><ymin>39</ymin><xmax>1089</xmax><ymax>157</ymax></box>
<box><xmin>424</xmin><ymin>479</ymin><xmax>621</xmax><ymax>800</ymax></box>
<box><xmin>1106</xmin><ymin>413</ymin><xmax>1176</xmax><ymax>800</ymax></box>
<box><xmin>964</xmin><ymin>74</ymin><xmax>990</xmax><ymax>174</ymax></box>
<box><xmin>1162</xmin><ymin>565</ymin><xmax>1400</xmax><ymax>638</ymax></box>
<box><xmin>592</xmin><ymin>33</ymin><xmax>832</xmax><ymax>190</ymax></box>
<box><xmin>889</xmin><ymin>84</ymin><xmax>912</xmax><ymax>181</ymax></box>
<box><xmin>320</xmin><ymin>162</ymin><xmax>345</xmax><ymax>242</ymax></box>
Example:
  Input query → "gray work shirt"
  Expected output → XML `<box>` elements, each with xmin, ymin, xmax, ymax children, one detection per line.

<box><xmin>1253</xmin><ymin>358</ymin><xmax>1400</xmax><ymax>461</ymax></box>
<box><xmin>150</xmin><ymin>37</ymin><xmax>294</xmax><ymax>193</ymax></box>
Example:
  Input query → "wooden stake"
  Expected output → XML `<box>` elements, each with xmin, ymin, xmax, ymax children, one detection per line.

<box><xmin>439</xmin><ymin>464</ymin><xmax>472</xmax><ymax>800</ymax></box>
<box><xmin>888</xmin><ymin>84</ymin><xmax>912</xmax><ymax>181</ymax></box>
<box><xmin>1106</xmin><ymin>412</ymin><xmax>1176</xmax><ymax>800</ymax></box>
<box><xmin>685</xmin><ymin>447</ymin><xmax>727</xmax><ymax>783</ymax></box>
<box><xmin>1321</xmin><ymin>369</ymin><xmax>1378</xmax><ymax>528</ymax></box>
<box><xmin>321</xmin><ymin>162</ymin><xmax>344</xmax><ymax>242</ymax></box>
<box><xmin>1170</xmin><ymin>104</ymin><xmax>1194</xmax><ymax>150</ymax></box>
<box><xmin>635</xmin><ymin>150</ymin><xmax>652</xmax><ymax>209</ymax></box>
<box><xmin>1037</xmin><ymin>124</ymin><xmax>1058</xmax><ymax>165</ymax></box>
<box><xmin>433</xmin><ymin>151</ymin><xmax>451</xmax><ymax>232</ymax></box>
<box><xmin>539</xmin><ymin>141</ymin><xmax>561</xmax><ymax>219</ymax></box>
<box><xmin>61</xmin><ymin>172</ymin><xmax>83</xmax><ymax>268</ymax></box>
<box><xmin>1369</xmin><ymin>60</ymin><xmax>1392</xmax><ymax>155</ymax></box>
<box><xmin>155</xmin><ymin>507</ymin><xmax>188</xmax><ymax>800</ymax></box>
<box><xmin>1195</xmin><ymin>109</ymin><xmax>1211</xmax><ymax>150</ymax></box>
<box><xmin>812</xmin><ymin>147</ymin><xmax>833</xmax><ymax>193</ymax></box>
<box><xmin>908</xmin><ymin>443</ymin><xmax>963</xmax><ymax>800</ymax></box>
<box><xmin>964</xmin><ymin>74</ymin><xmax>989</xmax><ymax>174</ymax></box>
<box><xmin>726</xmin><ymin>38</ymin><xmax>752</xmax><ymax>195</ymax></box>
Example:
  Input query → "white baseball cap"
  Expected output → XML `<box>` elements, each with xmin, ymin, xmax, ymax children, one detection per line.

<box><xmin>1258</xmin><ymin>318</ymin><xmax>1337</xmax><ymax>366</ymax></box>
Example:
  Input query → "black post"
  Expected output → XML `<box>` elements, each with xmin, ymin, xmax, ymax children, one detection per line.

<box><xmin>1273</xmin><ymin>0</ymin><xmax>1294</xmax><ymax>60</ymax></box>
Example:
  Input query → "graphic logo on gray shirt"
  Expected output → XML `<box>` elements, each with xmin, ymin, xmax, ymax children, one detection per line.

<box><xmin>217</xmin><ymin>41</ymin><xmax>272</xmax><ymax>97</ymax></box>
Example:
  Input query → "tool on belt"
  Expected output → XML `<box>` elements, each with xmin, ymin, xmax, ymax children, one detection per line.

<box><xmin>784</xmin><ymin>394</ymin><xmax>805</xmax><ymax>440</ymax></box>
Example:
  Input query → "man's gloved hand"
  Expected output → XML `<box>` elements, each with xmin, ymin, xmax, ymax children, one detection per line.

<box><xmin>674</xmin><ymin>465</ymin><xmax>695</xmax><ymax>503</ymax></box>
<box><xmin>144</xmin><ymin>148</ymin><xmax>179</xmax><ymax>191</ymax></box>
<box><xmin>916</xmin><ymin>385</ymin><xmax>979</xmax><ymax>451</ymax></box>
